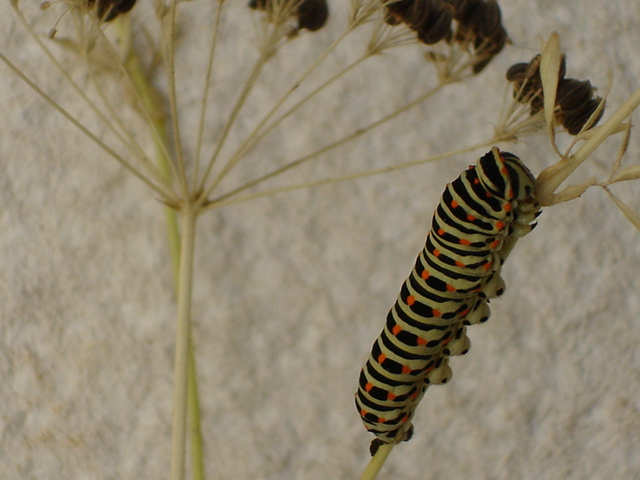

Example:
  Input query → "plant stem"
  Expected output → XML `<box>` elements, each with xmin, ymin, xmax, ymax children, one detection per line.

<box><xmin>170</xmin><ymin>207</ymin><xmax>198</xmax><ymax>480</ymax></box>
<box><xmin>358</xmin><ymin>444</ymin><xmax>394</xmax><ymax>480</ymax></box>
<box><xmin>536</xmin><ymin>85</ymin><xmax>640</xmax><ymax>205</ymax></box>
<box><xmin>188</xmin><ymin>343</ymin><xmax>206</xmax><ymax>480</ymax></box>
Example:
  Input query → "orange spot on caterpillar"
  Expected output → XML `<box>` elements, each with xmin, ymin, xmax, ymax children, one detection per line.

<box><xmin>495</xmin><ymin>221</ymin><xmax>505</xmax><ymax>230</ymax></box>
<box><xmin>460</xmin><ymin>308</ymin><xmax>470</xmax><ymax>316</ymax></box>
<box><xmin>459</xmin><ymin>238</ymin><xmax>471</xmax><ymax>246</ymax></box>
<box><xmin>407</xmin><ymin>295</ymin><xmax>416</xmax><ymax>306</ymax></box>
<box><xmin>501</xmin><ymin>166</ymin><xmax>508</xmax><ymax>175</ymax></box>
<box><xmin>365</xmin><ymin>383</ymin><xmax>373</xmax><ymax>392</ymax></box>
<box><xmin>402</xmin><ymin>365</ymin><xmax>411</xmax><ymax>375</ymax></box>
<box><xmin>410</xmin><ymin>391</ymin><xmax>419</xmax><ymax>400</ymax></box>
<box><xmin>421</xmin><ymin>270</ymin><xmax>430</xmax><ymax>279</ymax></box>
<box><xmin>378</xmin><ymin>417</ymin><xmax>386</xmax><ymax>423</ymax></box>
<box><xmin>360</xmin><ymin>409</ymin><xmax>368</xmax><ymax>416</ymax></box>
<box><xmin>442</xmin><ymin>336</ymin><xmax>452</xmax><ymax>345</ymax></box>
<box><xmin>432</xmin><ymin>308</ymin><xmax>442</xmax><ymax>317</ymax></box>
<box><xmin>392</xmin><ymin>325</ymin><xmax>401</xmax><ymax>336</ymax></box>
<box><xmin>467</xmin><ymin>214</ymin><xmax>476</xmax><ymax>221</ymax></box>
<box><xmin>474</xmin><ymin>178</ymin><xmax>480</xmax><ymax>185</ymax></box>
<box><xmin>424</xmin><ymin>364</ymin><xmax>435</xmax><ymax>374</ymax></box>
<box><xmin>401</xmin><ymin>414</ymin><xmax>410</xmax><ymax>423</ymax></box>
<box><xmin>504</xmin><ymin>203</ymin><xmax>512</xmax><ymax>212</ymax></box>
<box><xmin>377</xmin><ymin>353</ymin><xmax>386</xmax><ymax>363</ymax></box>
<box><xmin>446</xmin><ymin>284</ymin><xmax>456</xmax><ymax>292</ymax></box>
<box><xmin>455</xmin><ymin>261</ymin><xmax>465</xmax><ymax>267</ymax></box>
<box><xmin>417</xmin><ymin>337</ymin><xmax>427</xmax><ymax>346</ymax></box>
<box><xmin>387</xmin><ymin>392</ymin><xmax>396</xmax><ymax>401</ymax></box>
<box><xmin>451</xmin><ymin>200</ymin><xmax>459</xmax><ymax>208</ymax></box>
<box><xmin>482</xmin><ymin>262</ymin><xmax>492</xmax><ymax>271</ymax></box>
<box><xmin>490</xmin><ymin>239</ymin><xmax>500</xmax><ymax>249</ymax></box>
<box><xmin>433</xmin><ymin>249</ymin><xmax>441</xmax><ymax>257</ymax></box>
<box><xmin>438</xmin><ymin>228</ymin><xmax>445</xmax><ymax>236</ymax></box>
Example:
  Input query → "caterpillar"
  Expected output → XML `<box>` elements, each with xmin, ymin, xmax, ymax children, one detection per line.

<box><xmin>355</xmin><ymin>147</ymin><xmax>540</xmax><ymax>454</ymax></box>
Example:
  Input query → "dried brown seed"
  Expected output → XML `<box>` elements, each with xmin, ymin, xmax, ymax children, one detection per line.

<box><xmin>556</xmin><ymin>78</ymin><xmax>594</xmax><ymax>114</ymax></box>
<box><xmin>248</xmin><ymin>0</ymin><xmax>329</xmax><ymax>32</ymax></box>
<box><xmin>88</xmin><ymin>0</ymin><xmax>136</xmax><ymax>22</ymax></box>
<box><xmin>297</xmin><ymin>0</ymin><xmax>329</xmax><ymax>31</ymax></box>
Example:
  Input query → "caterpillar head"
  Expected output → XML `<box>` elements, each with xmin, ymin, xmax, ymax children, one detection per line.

<box><xmin>477</xmin><ymin>147</ymin><xmax>537</xmax><ymax>202</ymax></box>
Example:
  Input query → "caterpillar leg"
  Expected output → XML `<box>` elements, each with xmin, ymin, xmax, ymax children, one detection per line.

<box><xmin>479</xmin><ymin>272</ymin><xmax>505</xmax><ymax>298</ymax></box>
<box><xmin>443</xmin><ymin>326</ymin><xmax>471</xmax><ymax>356</ymax></box>
<box><xmin>464</xmin><ymin>300</ymin><xmax>490</xmax><ymax>325</ymax></box>
<box><xmin>369</xmin><ymin>425</ymin><xmax>414</xmax><ymax>456</ymax></box>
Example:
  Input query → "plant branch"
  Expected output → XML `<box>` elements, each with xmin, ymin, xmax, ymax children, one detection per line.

<box><xmin>199</xmin><ymin>24</ymin><xmax>356</xmax><ymax>201</ymax></box>
<box><xmin>170</xmin><ymin>206</ymin><xmax>198</xmax><ymax>480</ymax></box>
<box><xmin>358</xmin><ymin>444</ymin><xmax>394</xmax><ymax>480</ymax></box>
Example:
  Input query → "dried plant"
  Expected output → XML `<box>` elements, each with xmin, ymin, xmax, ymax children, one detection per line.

<box><xmin>1</xmin><ymin>1</ymin><xmax>639</xmax><ymax>480</ymax></box>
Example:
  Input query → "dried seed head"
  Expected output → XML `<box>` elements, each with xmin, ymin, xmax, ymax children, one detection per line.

<box><xmin>415</xmin><ymin>4</ymin><xmax>453</xmax><ymax>44</ymax></box>
<box><xmin>384</xmin><ymin>0</ymin><xmax>454</xmax><ymax>45</ymax></box>
<box><xmin>249</xmin><ymin>0</ymin><xmax>329</xmax><ymax>33</ymax></box>
<box><xmin>444</xmin><ymin>0</ymin><xmax>480</xmax><ymax>20</ymax></box>
<box><xmin>452</xmin><ymin>0</ymin><xmax>509</xmax><ymax>73</ymax></box>
<box><xmin>89</xmin><ymin>0</ymin><xmax>137</xmax><ymax>21</ymax></box>
<box><xmin>296</xmin><ymin>0</ymin><xmax>329</xmax><ymax>31</ymax></box>
<box><xmin>556</xmin><ymin>78</ymin><xmax>594</xmax><ymax>113</ymax></box>
<box><xmin>505</xmin><ymin>53</ymin><xmax>605</xmax><ymax>135</ymax></box>
<box><xmin>382</xmin><ymin>0</ymin><xmax>508</xmax><ymax>76</ymax></box>
<box><xmin>384</xmin><ymin>0</ymin><xmax>413</xmax><ymax>25</ymax></box>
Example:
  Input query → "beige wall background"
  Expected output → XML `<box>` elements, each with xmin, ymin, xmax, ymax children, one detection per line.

<box><xmin>1</xmin><ymin>1</ymin><xmax>639</xmax><ymax>479</ymax></box>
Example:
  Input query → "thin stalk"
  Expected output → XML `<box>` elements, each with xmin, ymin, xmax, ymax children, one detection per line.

<box><xmin>161</xmin><ymin>0</ymin><xmax>188</xmax><ymax>196</ymax></box>
<box><xmin>83</xmin><ymin>51</ymin><xmax>167</xmax><ymax>187</ymax></box>
<box><xmin>170</xmin><ymin>207</ymin><xmax>198</xmax><ymax>480</ymax></box>
<box><xmin>193</xmin><ymin>0</ymin><xmax>226</xmax><ymax>191</ymax></box>
<box><xmin>196</xmin><ymin>36</ymin><xmax>272</xmax><ymax>194</ymax></box>
<box><xmin>161</xmin><ymin>203</ymin><xmax>206</xmax><ymax>480</ymax></box>
<box><xmin>0</xmin><ymin>51</ymin><xmax>176</xmax><ymax>202</ymax></box>
<box><xmin>9</xmin><ymin>5</ymin><xmax>162</xmax><ymax>180</ymax></box>
<box><xmin>204</xmin><ymin>81</ymin><xmax>452</xmax><ymax>208</ymax></box>
<box><xmin>125</xmin><ymin>20</ymin><xmax>208</xmax><ymax>476</ymax></box>
<box><xmin>358</xmin><ymin>444</ymin><xmax>394</xmax><ymax>480</ymax></box>
<box><xmin>199</xmin><ymin>25</ymin><xmax>356</xmax><ymax>201</ymax></box>
<box><xmin>109</xmin><ymin>16</ymin><xmax>183</xmax><ymax>189</ymax></box>
<box><xmin>188</xmin><ymin>344</ymin><xmax>206</xmax><ymax>480</ymax></box>
<box><xmin>207</xmin><ymin>139</ymin><xmax>495</xmax><ymax>209</ymax></box>
<box><xmin>218</xmin><ymin>54</ymin><xmax>370</xmax><ymax>186</ymax></box>
<box><xmin>536</xmin><ymin>85</ymin><xmax>640</xmax><ymax>204</ymax></box>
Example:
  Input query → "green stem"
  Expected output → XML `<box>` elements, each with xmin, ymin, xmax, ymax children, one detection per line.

<box><xmin>170</xmin><ymin>207</ymin><xmax>198</xmax><ymax>480</ymax></box>
<box><xmin>188</xmin><ymin>344</ymin><xmax>206</xmax><ymax>480</ymax></box>
<box><xmin>115</xmin><ymin>17</ymin><xmax>206</xmax><ymax>480</ymax></box>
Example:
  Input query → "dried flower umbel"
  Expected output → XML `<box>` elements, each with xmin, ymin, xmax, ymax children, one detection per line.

<box><xmin>249</xmin><ymin>0</ymin><xmax>329</xmax><ymax>33</ymax></box>
<box><xmin>507</xmin><ymin>54</ymin><xmax>605</xmax><ymax>135</ymax></box>
<box><xmin>383</xmin><ymin>0</ymin><xmax>508</xmax><ymax>73</ymax></box>
<box><xmin>89</xmin><ymin>0</ymin><xmax>137</xmax><ymax>22</ymax></box>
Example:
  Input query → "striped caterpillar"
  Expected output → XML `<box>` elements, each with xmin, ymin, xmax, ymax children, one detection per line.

<box><xmin>355</xmin><ymin>147</ymin><xmax>541</xmax><ymax>453</ymax></box>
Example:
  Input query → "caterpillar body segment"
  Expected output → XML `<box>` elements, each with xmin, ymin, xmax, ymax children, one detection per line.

<box><xmin>355</xmin><ymin>147</ymin><xmax>540</xmax><ymax>449</ymax></box>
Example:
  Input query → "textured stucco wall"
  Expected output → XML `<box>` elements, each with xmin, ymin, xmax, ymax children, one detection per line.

<box><xmin>1</xmin><ymin>1</ymin><xmax>639</xmax><ymax>479</ymax></box>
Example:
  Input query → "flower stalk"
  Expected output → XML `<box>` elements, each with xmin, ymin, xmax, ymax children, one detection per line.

<box><xmin>170</xmin><ymin>206</ymin><xmax>198</xmax><ymax>480</ymax></box>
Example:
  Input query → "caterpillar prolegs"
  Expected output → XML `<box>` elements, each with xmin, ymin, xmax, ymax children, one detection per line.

<box><xmin>355</xmin><ymin>147</ymin><xmax>541</xmax><ymax>453</ymax></box>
